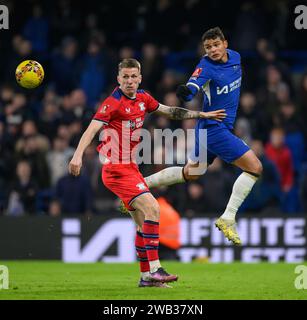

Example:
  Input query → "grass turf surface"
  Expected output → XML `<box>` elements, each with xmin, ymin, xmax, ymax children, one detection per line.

<box><xmin>0</xmin><ymin>261</ymin><xmax>306</xmax><ymax>300</ymax></box>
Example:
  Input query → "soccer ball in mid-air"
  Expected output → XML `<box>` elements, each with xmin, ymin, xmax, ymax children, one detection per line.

<box><xmin>15</xmin><ymin>60</ymin><xmax>44</xmax><ymax>89</ymax></box>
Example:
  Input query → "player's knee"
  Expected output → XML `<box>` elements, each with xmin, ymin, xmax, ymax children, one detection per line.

<box><xmin>144</xmin><ymin>199</ymin><xmax>160</xmax><ymax>221</ymax></box>
<box><xmin>183</xmin><ymin>166</ymin><xmax>204</xmax><ymax>181</ymax></box>
<box><xmin>185</xmin><ymin>174</ymin><xmax>201</xmax><ymax>181</ymax></box>
<box><xmin>150</xmin><ymin>200</ymin><xmax>160</xmax><ymax>220</ymax></box>
<box><xmin>254</xmin><ymin>159</ymin><xmax>263</xmax><ymax>176</ymax></box>
<box><xmin>247</xmin><ymin>159</ymin><xmax>263</xmax><ymax>177</ymax></box>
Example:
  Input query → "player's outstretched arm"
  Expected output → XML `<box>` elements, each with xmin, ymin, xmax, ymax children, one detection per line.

<box><xmin>69</xmin><ymin>120</ymin><xmax>103</xmax><ymax>176</ymax></box>
<box><xmin>154</xmin><ymin>104</ymin><xmax>227</xmax><ymax>121</ymax></box>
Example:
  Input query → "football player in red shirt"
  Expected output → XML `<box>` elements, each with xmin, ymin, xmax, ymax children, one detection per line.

<box><xmin>69</xmin><ymin>58</ymin><xmax>225</xmax><ymax>288</ymax></box>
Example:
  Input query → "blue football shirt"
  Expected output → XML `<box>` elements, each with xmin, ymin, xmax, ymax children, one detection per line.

<box><xmin>186</xmin><ymin>49</ymin><xmax>242</xmax><ymax>129</ymax></box>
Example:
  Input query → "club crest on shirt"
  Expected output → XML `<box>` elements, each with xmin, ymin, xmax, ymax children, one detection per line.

<box><xmin>136</xmin><ymin>183</ymin><xmax>146</xmax><ymax>190</ymax></box>
<box><xmin>139</xmin><ymin>102</ymin><xmax>145</xmax><ymax>111</ymax></box>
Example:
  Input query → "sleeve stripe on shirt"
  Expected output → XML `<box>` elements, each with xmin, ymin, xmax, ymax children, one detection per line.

<box><xmin>148</xmin><ymin>103</ymin><xmax>160</xmax><ymax>113</ymax></box>
<box><xmin>93</xmin><ymin>118</ymin><xmax>109</xmax><ymax>125</ymax></box>
<box><xmin>187</xmin><ymin>82</ymin><xmax>200</xmax><ymax>91</ymax></box>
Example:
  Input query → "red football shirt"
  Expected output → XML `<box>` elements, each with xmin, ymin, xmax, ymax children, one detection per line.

<box><xmin>93</xmin><ymin>87</ymin><xmax>159</xmax><ymax>164</ymax></box>
<box><xmin>265</xmin><ymin>143</ymin><xmax>294</xmax><ymax>190</ymax></box>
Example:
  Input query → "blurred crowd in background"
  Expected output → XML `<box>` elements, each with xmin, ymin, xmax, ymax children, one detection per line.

<box><xmin>0</xmin><ymin>0</ymin><xmax>307</xmax><ymax>217</ymax></box>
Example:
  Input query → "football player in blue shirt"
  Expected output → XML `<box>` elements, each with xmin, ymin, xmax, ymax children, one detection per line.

<box><xmin>144</xmin><ymin>27</ymin><xmax>263</xmax><ymax>245</ymax></box>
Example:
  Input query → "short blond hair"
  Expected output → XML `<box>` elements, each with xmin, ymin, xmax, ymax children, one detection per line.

<box><xmin>118</xmin><ymin>58</ymin><xmax>141</xmax><ymax>72</ymax></box>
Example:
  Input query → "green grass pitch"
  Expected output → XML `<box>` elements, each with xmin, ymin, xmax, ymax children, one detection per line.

<box><xmin>0</xmin><ymin>261</ymin><xmax>306</xmax><ymax>300</ymax></box>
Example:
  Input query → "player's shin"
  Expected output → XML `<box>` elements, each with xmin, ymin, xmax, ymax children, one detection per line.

<box><xmin>142</xmin><ymin>220</ymin><xmax>161</xmax><ymax>272</ymax></box>
<box><xmin>145</xmin><ymin>166</ymin><xmax>185</xmax><ymax>188</ymax></box>
<box><xmin>135</xmin><ymin>231</ymin><xmax>150</xmax><ymax>280</ymax></box>
<box><xmin>142</xmin><ymin>220</ymin><xmax>179</xmax><ymax>282</ymax></box>
<box><xmin>221</xmin><ymin>171</ymin><xmax>259</xmax><ymax>221</ymax></box>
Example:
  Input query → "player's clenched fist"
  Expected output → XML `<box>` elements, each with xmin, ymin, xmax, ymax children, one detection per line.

<box><xmin>69</xmin><ymin>157</ymin><xmax>82</xmax><ymax>176</ymax></box>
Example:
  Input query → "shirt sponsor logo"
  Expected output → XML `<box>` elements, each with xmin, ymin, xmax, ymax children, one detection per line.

<box><xmin>217</xmin><ymin>77</ymin><xmax>241</xmax><ymax>95</ymax></box>
<box><xmin>125</xmin><ymin>120</ymin><xmax>135</xmax><ymax>129</ymax></box>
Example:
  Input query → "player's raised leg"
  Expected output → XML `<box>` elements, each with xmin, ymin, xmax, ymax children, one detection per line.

<box><xmin>144</xmin><ymin>160</ymin><xmax>208</xmax><ymax>188</ymax></box>
<box><xmin>131</xmin><ymin>193</ymin><xmax>178</xmax><ymax>283</ymax></box>
<box><xmin>145</xmin><ymin>166</ymin><xmax>186</xmax><ymax>188</ymax></box>
<box><xmin>215</xmin><ymin>150</ymin><xmax>262</xmax><ymax>245</ymax></box>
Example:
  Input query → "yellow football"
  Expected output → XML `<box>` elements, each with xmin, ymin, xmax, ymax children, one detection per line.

<box><xmin>15</xmin><ymin>60</ymin><xmax>44</xmax><ymax>89</ymax></box>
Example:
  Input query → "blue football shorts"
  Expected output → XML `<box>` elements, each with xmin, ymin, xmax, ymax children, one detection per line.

<box><xmin>189</xmin><ymin>122</ymin><xmax>250</xmax><ymax>165</ymax></box>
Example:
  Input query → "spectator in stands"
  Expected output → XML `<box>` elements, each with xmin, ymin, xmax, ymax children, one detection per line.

<box><xmin>237</xmin><ymin>91</ymin><xmax>269</xmax><ymax>142</ymax></box>
<box><xmin>257</xmin><ymin>65</ymin><xmax>284</xmax><ymax>116</ymax></box>
<box><xmin>276</xmin><ymin>102</ymin><xmax>305</xmax><ymax>174</ymax></box>
<box><xmin>48</xmin><ymin>199</ymin><xmax>61</xmax><ymax>217</ymax></box>
<box><xmin>3</xmin><ymin>92</ymin><xmax>28</xmax><ymax>126</ymax></box>
<box><xmin>5</xmin><ymin>36</ymin><xmax>32</xmax><ymax>83</ymax></box>
<box><xmin>47</xmin><ymin>136</ymin><xmax>74</xmax><ymax>186</ymax></box>
<box><xmin>155</xmin><ymin>70</ymin><xmax>179</xmax><ymax>101</ymax></box>
<box><xmin>23</xmin><ymin>5</ymin><xmax>49</xmax><ymax>59</ymax></box>
<box><xmin>55</xmin><ymin>171</ymin><xmax>93</xmax><ymax>215</ymax></box>
<box><xmin>184</xmin><ymin>182</ymin><xmax>205</xmax><ymax>217</ymax></box>
<box><xmin>7</xmin><ymin>160</ymin><xmax>37</xmax><ymax>215</ymax></box>
<box><xmin>78</xmin><ymin>39</ymin><xmax>111</xmax><ymax>107</ymax></box>
<box><xmin>38</xmin><ymin>100</ymin><xmax>61</xmax><ymax>141</ymax></box>
<box><xmin>59</xmin><ymin>89</ymin><xmax>87</xmax><ymax>125</ymax></box>
<box><xmin>140</xmin><ymin>43</ymin><xmax>163</xmax><ymax>93</ymax></box>
<box><xmin>51</xmin><ymin>0</ymin><xmax>81</xmax><ymax>39</ymax></box>
<box><xmin>16</xmin><ymin>120</ymin><xmax>50</xmax><ymax>153</ymax></box>
<box><xmin>232</xmin><ymin>1</ymin><xmax>264</xmax><ymax>51</ymax></box>
<box><xmin>201</xmin><ymin>158</ymin><xmax>236</xmax><ymax>214</ymax></box>
<box><xmin>234</xmin><ymin>118</ymin><xmax>252</xmax><ymax>146</ymax></box>
<box><xmin>50</xmin><ymin>37</ymin><xmax>79</xmax><ymax>95</ymax></box>
<box><xmin>16</xmin><ymin>133</ymin><xmax>51</xmax><ymax>189</ymax></box>
<box><xmin>276</xmin><ymin>82</ymin><xmax>291</xmax><ymax>106</ymax></box>
<box><xmin>265</xmin><ymin>127</ymin><xmax>296</xmax><ymax>212</ymax></box>
<box><xmin>265</xmin><ymin>127</ymin><xmax>294</xmax><ymax>192</ymax></box>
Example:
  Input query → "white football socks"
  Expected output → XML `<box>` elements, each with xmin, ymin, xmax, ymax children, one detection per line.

<box><xmin>221</xmin><ymin>172</ymin><xmax>258</xmax><ymax>221</ymax></box>
<box><xmin>141</xmin><ymin>271</ymin><xmax>150</xmax><ymax>281</ymax></box>
<box><xmin>149</xmin><ymin>260</ymin><xmax>162</xmax><ymax>273</ymax></box>
<box><xmin>145</xmin><ymin>166</ymin><xmax>185</xmax><ymax>188</ymax></box>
